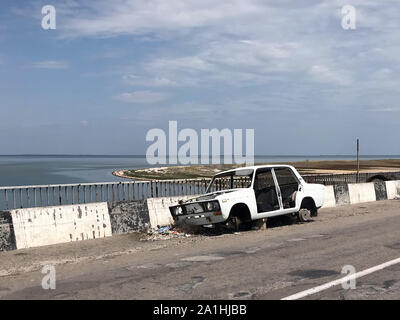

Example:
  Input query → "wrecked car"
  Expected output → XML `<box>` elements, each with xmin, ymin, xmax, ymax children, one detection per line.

<box><xmin>169</xmin><ymin>165</ymin><xmax>325</xmax><ymax>229</ymax></box>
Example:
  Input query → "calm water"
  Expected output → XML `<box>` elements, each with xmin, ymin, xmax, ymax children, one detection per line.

<box><xmin>0</xmin><ymin>155</ymin><xmax>399</xmax><ymax>187</ymax></box>
<box><xmin>0</xmin><ymin>156</ymin><xmax>148</xmax><ymax>186</ymax></box>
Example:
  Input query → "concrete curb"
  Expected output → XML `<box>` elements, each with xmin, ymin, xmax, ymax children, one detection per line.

<box><xmin>1</xmin><ymin>180</ymin><xmax>399</xmax><ymax>251</ymax></box>
<box><xmin>322</xmin><ymin>180</ymin><xmax>399</xmax><ymax>208</ymax></box>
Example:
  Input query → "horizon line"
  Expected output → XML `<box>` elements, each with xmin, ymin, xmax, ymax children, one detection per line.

<box><xmin>1</xmin><ymin>154</ymin><xmax>400</xmax><ymax>157</ymax></box>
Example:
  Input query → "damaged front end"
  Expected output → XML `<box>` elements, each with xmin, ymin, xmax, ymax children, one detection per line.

<box><xmin>169</xmin><ymin>199</ymin><xmax>226</xmax><ymax>226</ymax></box>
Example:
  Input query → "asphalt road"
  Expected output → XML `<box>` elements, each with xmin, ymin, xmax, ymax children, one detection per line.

<box><xmin>0</xmin><ymin>200</ymin><xmax>399</xmax><ymax>300</ymax></box>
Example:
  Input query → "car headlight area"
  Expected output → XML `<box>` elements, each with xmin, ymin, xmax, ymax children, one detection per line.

<box><xmin>170</xmin><ymin>200</ymin><xmax>221</xmax><ymax>218</ymax></box>
<box><xmin>203</xmin><ymin>200</ymin><xmax>220</xmax><ymax>212</ymax></box>
<box><xmin>172</xmin><ymin>206</ymin><xmax>183</xmax><ymax>216</ymax></box>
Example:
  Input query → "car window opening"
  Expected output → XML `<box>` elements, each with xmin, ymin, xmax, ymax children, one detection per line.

<box><xmin>206</xmin><ymin>169</ymin><xmax>254</xmax><ymax>193</ymax></box>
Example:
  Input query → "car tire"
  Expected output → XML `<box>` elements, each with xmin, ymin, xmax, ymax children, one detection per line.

<box><xmin>298</xmin><ymin>208</ymin><xmax>311</xmax><ymax>222</ymax></box>
<box><xmin>250</xmin><ymin>218</ymin><xmax>267</xmax><ymax>230</ymax></box>
<box><xmin>225</xmin><ymin>216</ymin><xmax>241</xmax><ymax>232</ymax></box>
<box><xmin>310</xmin><ymin>208</ymin><xmax>318</xmax><ymax>217</ymax></box>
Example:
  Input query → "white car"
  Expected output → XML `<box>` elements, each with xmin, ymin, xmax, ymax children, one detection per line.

<box><xmin>169</xmin><ymin>165</ymin><xmax>325</xmax><ymax>229</ymax></box>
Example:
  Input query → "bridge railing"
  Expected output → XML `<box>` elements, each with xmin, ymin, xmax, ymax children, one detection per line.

<box><xmin>303</xmin><ymin>171</ymin><xmax>400</xmax><ymax>185</ymax></box>
<box><xmin>0</xmin><ymin>179</ymin><xmax>211</xmax><ymax>211</ymax></box>
<box><xmin>1</xmin><ymin>171</ymin><xmax>399</xmax><ymax>211</ymax></box>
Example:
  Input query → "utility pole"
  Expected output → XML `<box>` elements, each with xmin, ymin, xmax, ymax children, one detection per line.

<box><xmin>356</xmin><ymin>138</ymin><xmax>360</xmax><ymax>183</ymax></box>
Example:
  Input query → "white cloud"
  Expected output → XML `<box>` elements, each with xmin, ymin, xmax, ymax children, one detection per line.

<box><xmin>370</xmin><ymin>68</ymin><xmax>392</xmax><ymax>79</ymax></box>
<box><xmin>308</xmin><ymin>65</ymin><xmax>353</xmax><ymax>86</ymax></box>
<box><xmin>369</xmin><ymin>107</ymin><xmax>400</xmax><ymax>113</ymax></box>
<box><xmin>58</xmin><ymin>0</ymin><xmax>398</xmax><ymax>39</ymax></box>
<box><xmin>20</xmin><ymin>0</ymin><xmax>399</xmax><ymax>91</ymax></box>
<box><xmin>119</xmin><ymin>102</ymin><xmax>223</xmax><ymax>124</ymax></box>
<box><xmin>140</xmin><ymin>39</ymin><xmax>322</xmax><ymax>88</ymax></box>
<box><xmin>96</xmin><ymin>48</ymin><xmax>128</xmax><ymax>59</ymax></box>
<box><xmin>59</xmin><ymin>0</ymin><xmax>263</xmax><ymax>38</ymax></box>
<box><xmin>238</xmin><ymin>40</ymin><xmax>298</xmax><ymax>59</ymax></box>
<box><xmin>150</xmin><ymin>56</ymin><xmax>212</xmax><ymax>73</ymax></box>
<box><xmin>33</xmin><ymin>60</ymin><xmax>69</xmax><ymax>69</ymax></box>
<box><xmin>16</xmin><ymin>0</ymin><xmax>399</xmax><ymax>115</ymax></box>
<box><xmin>122</xmin><ymin>74</ymin><xmax>178</xmax><ymax>87</ymax></box>
<box><xmin>114</xmin><ymin>90</ymin><xmax>169</xmax><ymax>103</ymax></box>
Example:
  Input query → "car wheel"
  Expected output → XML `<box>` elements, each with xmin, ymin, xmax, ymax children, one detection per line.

<box><xmin>298</xmin><ymin>208</ymin><xmax>311</xmax><ymax>222</ymax></box>
<box><xmin>225</xmin><ymin>216</ymin><xmax>241</xmax><ymax>232</ymax></box>
<box><xmin>250</xmin><ymin>218</ymin><xmax>267</xmax><ymax>230</ymax></box>
<box><xmin>233</xmin><ymin>216</ymin><xmax>242</xmax><ymax>231</ymax></box>
<box><xmin>310</xmin><ymin>208</ymin><xmax>318</xmax><ymax>217</ymax></box>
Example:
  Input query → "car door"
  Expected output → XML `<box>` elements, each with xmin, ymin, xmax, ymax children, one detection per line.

<box><xmin>253</xmin><ymin>168</ymin><xmax>283</xmax><ymax>217</ymax></box>
<box><xmin>273</xmin><ymin>167</ymin><xmax>301</xmax><ymax>214</ymax></box>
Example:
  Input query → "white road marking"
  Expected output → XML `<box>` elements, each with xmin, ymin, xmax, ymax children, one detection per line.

<box><xmin>304</xmin><ymin>234</ymin><xmax>325</xmax><ymax>239</ymax></box>
<box><xmin>136</xmin><ymin>263</ymin><xmax>162</xmax><ymax>269</ymax></box>
<box><xmin>287</xmin><ymin>238</ymin><xmax>306</xmax><ymax>242</ymax></box>
<box><xmin>244</xmin><ymin>247</ymin><xmax>261</xmax><ymax>254</ymax></box>
<box><xmin>281</xmin><ymin>257</ymin><xmax>400</xmax><ymax>300</ymax></box>
<box><xmin>181</xmin><ymin>255</ymin><xmax>224</xmax><ymax>262</ymax></box>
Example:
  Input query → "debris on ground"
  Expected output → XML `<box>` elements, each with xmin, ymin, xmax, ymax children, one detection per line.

<box><xmin>395</xmin><ymin>194</ymin><xmax>400</xmax><ymax>200</ymax></box>
<box><xmin>140</xmin><ymin>219</ymin><xmax>273</xmax><ymax>241</ymax></box>
<box><xmin>140</xmin><ymin>222</ymin><xmax>241</xmax><ymax>241</ymax></box>
<box><xmin>140</xmin><ymin>225</ymin><xmax>193</xmax><ymax>241</ymax></box>
<box><xmin>157</xmin><ymin>227</ymin><xmax>170</xmax><ymax>235</ymax></box>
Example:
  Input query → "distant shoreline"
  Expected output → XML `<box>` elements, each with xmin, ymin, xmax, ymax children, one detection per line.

<box><xmin>113</xmin><ymin>159</ymin><xmax>400</xmax><ymax>180</ymax></box>
<box><xmin>2</xmin><ymin>154</ymin><xmax>400</xmax><ymax>158</ymax></box>
<box><xmin>112</xmin><ymin>170</ymin><xmax>156</xmax><ymax>181</ymax></box>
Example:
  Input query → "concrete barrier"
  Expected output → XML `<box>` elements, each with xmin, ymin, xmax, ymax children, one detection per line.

<box><xmin>0</xmin><ymin>211</ymin><xmax>16</xmax><ymax>251</ymax></box>
<box><xmin>10</xmin><ymin>202</ymin><xmax>112</xmax><ymax>249</ymax></box>
<box><xmin>147</xmin><ymin>195</ymin><xmax>195</xmax><ymax>229</ymax></box>
<box><xmin>324</xmin><ymin>180</ymin><xmax>399</xmax><ymax>207</ymax></box>
<box><xmin>321</xmin><ymin>185</ymin><xmax>336</xmax><ymax>208</ymax></box>
<box><xmin>108</xmin><ymin>200</ymin><xmax>150</xmax><ymax>235</ymax></box>
<box><xmin>348</xmin><ymin>183</ymin><xmax>376</xmax><ymax>204</ymax></box>
<box><xmin>333</xmin><ymin>184</ymin><xmax>351</xmax><ymax>205</ymax></box>
<box><xmin>386</xmin><ymin>180</ymin><xmax>400</xmax><ymax>199</ymax></box>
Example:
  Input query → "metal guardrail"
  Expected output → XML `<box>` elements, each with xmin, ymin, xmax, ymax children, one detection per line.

<box><xmin>1</xmin><ymin>171</ymin><xmax>399</xmax><ymax>211</ymax></box>
<box><xmin>0</xmin><ymin>180</ymin><xmax>211</xmax><ymax>211</ymax></box>
<box><xmin>302</xmin><ymin>171</ymin><xmax>400</xmax><ymax>185</ymax></box>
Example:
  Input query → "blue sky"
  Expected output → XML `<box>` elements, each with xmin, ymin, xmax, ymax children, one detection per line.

<box><xmin>0</xmin><ymin>0</ymin><xmax>399</xmax><ymax>155</ymax></box>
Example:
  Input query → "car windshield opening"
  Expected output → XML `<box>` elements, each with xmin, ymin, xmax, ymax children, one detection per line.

<box><xmin>206</xmin><ymin>169</ymin><xmax>254</xmax><ymax>193</ymax></box>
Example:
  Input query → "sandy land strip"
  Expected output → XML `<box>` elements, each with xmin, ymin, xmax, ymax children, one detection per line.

<box><xmin>112</xmin><ymin>159</ymin><xmax>400</xmax><ymax>180</ymax></box>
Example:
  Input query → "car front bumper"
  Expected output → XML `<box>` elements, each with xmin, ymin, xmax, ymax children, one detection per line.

<box><xmin>173</xmin><ymin>211</ymin><xmax>227</xmax><ymax>226</ymax></box>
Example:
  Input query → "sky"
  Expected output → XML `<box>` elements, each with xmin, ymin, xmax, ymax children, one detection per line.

<box><xmin>0</xmin><ymin>0</ymin><xmax>399</xmax><ymax>155</ymax></box>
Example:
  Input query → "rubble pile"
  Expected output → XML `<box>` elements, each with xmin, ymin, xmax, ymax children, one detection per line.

<box><xmin>140</xmin><ymin>223</ymin><xmax>241</xmax><ymax>241</ymax></box>
<box><xmin>141</xmin><ymin>226</ymin><xmax>193</xmax><ymax>241</ymax></box>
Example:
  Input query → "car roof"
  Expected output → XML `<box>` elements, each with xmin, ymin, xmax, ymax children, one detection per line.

<box><xmin>215</xmin><ymin>164</ymin><xmax>296</xmax><ymax>176</ymax></box>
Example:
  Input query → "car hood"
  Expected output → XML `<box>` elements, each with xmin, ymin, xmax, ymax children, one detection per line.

<box><xmin>181</xmin><ymin>189</ymin><xmax>242</xmax><ymax>203</ymax></box>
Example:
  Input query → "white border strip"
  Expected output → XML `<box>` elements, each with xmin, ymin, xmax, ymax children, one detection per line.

<box><xmin>281</xmin><ymin>257</ymin><xmax>400</xmax><ymax>300</ymax></box>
